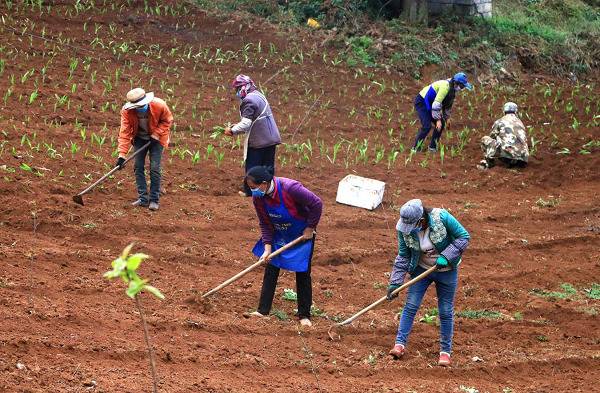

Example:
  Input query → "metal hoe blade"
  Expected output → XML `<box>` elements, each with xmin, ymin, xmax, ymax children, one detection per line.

<box><xmin>326</xmin><ymin>266</ymin><xmax>437</xmax><ymax>341</ymax></box>
<box><xmin>72</xmin><ymin>194</ymin><xmax>84</xmax><ymax>205</ymax></box>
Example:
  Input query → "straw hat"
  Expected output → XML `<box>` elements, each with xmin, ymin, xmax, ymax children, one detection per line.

<box><xmin>123</xmin><ymin>88</ymin><xmax>154</xmax><ymax>110</ymax></box>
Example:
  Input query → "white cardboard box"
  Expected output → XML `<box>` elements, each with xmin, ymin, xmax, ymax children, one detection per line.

<box><xmin>335</xmin><ymin>174</ymin><xmax>385</xmax><ymax>210</ymax></box>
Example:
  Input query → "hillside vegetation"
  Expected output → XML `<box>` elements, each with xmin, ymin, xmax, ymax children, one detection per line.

<box><xmin>195</xmin><ymin>0</ymin><xmax>600</xmax><ymax>78</ymax></box>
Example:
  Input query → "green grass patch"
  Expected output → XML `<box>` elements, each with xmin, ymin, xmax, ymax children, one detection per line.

<box><xmin>585</xmin><ymin>283</ymin><xmax>600</xmax><ymax>300</ymax></box>
<box><xmin>457</xmin><ymin>309</ymin><xmax>503</xmax><ymax>319</ymax></box>
<box><xmin>346</xmin><ymin>35</ymin><xmax>376</xmax><ymax>67</ymax></box>
<box><xmin>282</xmin><ymin>288</ymin><xmax>297</xmax><ymax>301</ymax></box>
<box><xmin>513</xmin><ymin>311</ymin><xmax>523</xmax><ymax>321</ymax></box>
<box><xmin>271</xmin><ymin>308</ymin><xmax>289</xmax><ymax>321</ymax></box>
<box><xmin>310</xmin><ymin>304</ymin><xmax>326</xmax><ymax>318</ymax></box>
<box><xmin>531</xmin><ymin>283</ymin><xmax>578</xmax><ymax>299</ymax></box>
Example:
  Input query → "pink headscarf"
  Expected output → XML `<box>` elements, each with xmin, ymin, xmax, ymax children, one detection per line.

<box><xmin>231</xmin><ymin>74</ymin><xmax>256</xmax><ymax>98</ymax></box>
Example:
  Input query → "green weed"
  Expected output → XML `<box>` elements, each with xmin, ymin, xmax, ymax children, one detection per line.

<box><xmin>271</xmin><ymin>309</ymin><xmax>289</xmax><ymax>321</ymax></box>
<box><xmin>585</xmin><ymin>283</ymin><xmax>600</xmax><ymax>300</ymax></box>
<box><xmin>457</xmin><ymin>309</ymin><xmax>503</xmax><ymax>320</ymax></box>
<box><xmin>282</xmin><ymin>288</ymin><xmax>297</xmax><ymax>301</ymax></box>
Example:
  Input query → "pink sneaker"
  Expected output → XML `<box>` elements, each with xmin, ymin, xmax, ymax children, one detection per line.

<box><xmin>389</xmin><ymin>344</ymin><xmax>406</xmax><ymax>359</ymax></box>
<box><xmin>438</xmin><ymin>352</ymin><xmax>451</xmax><ymax>367</ymax></box>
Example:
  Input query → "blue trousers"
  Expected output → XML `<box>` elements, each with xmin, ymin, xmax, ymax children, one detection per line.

<box><xmin>413</xmin><ymin>95</ymin><xmax>446</xmax><ymax>150</ymax></box>
<box><xmin>395</xmin><ymin>266</ymin><xmax>458</xmax><ymax>353</ymax></box>
<box><xmin>133</xmin><ymin>137</ymin><xmax>163</xmax><ymax>204</ymax></box>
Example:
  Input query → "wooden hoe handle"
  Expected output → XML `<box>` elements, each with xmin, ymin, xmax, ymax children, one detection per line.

<box><xmin>202</xmin><ymin>235</ymin><xmax>306</xmax><ymax>298</ymax></box>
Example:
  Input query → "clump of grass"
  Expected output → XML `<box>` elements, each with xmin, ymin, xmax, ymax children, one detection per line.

<box><xmin>310</xmin><ymin>304</ymin><xmax>326</xmax><ymax>318</ymax></box>
<box><xmin>585</xmin><ymin>283</ymin><xmax>600</xmax><ymax>300</ymax></box>
<box><xmin>531</xmin><ymin>283</ymin><xmax>578</xmax><ymax>300</ymax></box>
<box><xmin>282</xmin><ymin>288</ymin><xmax>297</xmax><ymax>301</ymax></box>
<box><xmin>271</xmin><ymin>308</ymin><xmax>289</xmax><ymax>321</ymax></box>
<box><xmin>346</xmin><ymin>36</ymin><xmax>376</xmax><ymax>67</ymax></box>
<box><xmin>513</xmin><ymin>311</ymin><xmax>523</xmax><ymax>321</ymax></box>
<box><xmin>536</xmin><ymin>196</ymin><xmax>561</xmax><ymax>208</ymax></box>
<box><xmin>457</xmin><ymin>309</ymin><xmax>503</xmax><ymax>320</ymax></box>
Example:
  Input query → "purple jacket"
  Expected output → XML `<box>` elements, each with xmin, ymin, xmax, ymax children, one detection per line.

<box><xmin>253</xmin><ymin>177</ymin><xmax>323</xmax><ymax>244</ymax></box>
<box><xmin>238</xmin><ymin>90</ymin><xmax>281</xmax><ymax>149</ymax></box>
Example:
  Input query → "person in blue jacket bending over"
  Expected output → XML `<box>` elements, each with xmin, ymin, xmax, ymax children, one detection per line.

<box><xmin>413</xmin><ymin>72</ymin><xmax>473</xmax><ymax>152</ymax></box>
<box><xmin>387</xmin><ymin>198</ymin><xmax>470</xmax><ymax>367</ymax></box>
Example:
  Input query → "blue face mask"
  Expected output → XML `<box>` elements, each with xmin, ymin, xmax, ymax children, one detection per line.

<box><xmin>136</xmin><ymin>104</ymin><xmax>149</xmax><ymax>113</ymax></box>
<box><xmin>235</xmin><ymin>89</ymin><xmax>243</xmax><ymax>99</ymax></box>
<box><xmin>251</xmin><ymin>187</ymin><xmax>265</xmax><ymax>198</ymax></box>
<box><xmin>409</xmin><ymin>218</ymin><xmax>424</xmax><ymax>234</ymax></box>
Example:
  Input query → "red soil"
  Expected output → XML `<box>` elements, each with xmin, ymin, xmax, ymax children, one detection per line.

<box><xmin>0</xmin><ymin>2</ymin><xmax>598</xmax><ymax>392</ymax></box>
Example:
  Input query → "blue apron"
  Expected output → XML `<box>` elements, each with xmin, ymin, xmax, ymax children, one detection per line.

<box><xmin>252</xmin><ymin>179</ymin><xmax>313</xmax><ymax>272</ymax></box>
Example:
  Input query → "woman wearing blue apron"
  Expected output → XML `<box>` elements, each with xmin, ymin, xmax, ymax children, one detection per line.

<box><xmin>245</xmin><ymin>166</ymin><xmax>323</xmax><ymax>327</ymax></box>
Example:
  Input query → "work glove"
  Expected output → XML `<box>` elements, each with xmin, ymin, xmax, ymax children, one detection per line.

<box><xmin>387</xmin><ymin>284</ymin><xmax>400</xmax><ymax>300</ymax></box>
<box><xmin>115</xmin><ymin>157</ymin><xmax>126</xmax><ymax>170</ymax></box>
<box><xmin>443</xmin><ymin>108</ymin><xmax>452</xmax><ymax>120</ymax></box>
<box><xmin>431</xmin><ymin>102</ymin><xmax>443</xmax><ymax>120</ymax></box>
<box><xmin>436</xmin><ymin>255</ymin><xmax>449</xmax><ymax>269</ymax></box>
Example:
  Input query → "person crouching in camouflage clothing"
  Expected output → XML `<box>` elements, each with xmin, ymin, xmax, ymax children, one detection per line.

<box><xmin>478</xmin><ymin>102</ymin><xmax>529</xmax><ymax>170</ymax></box>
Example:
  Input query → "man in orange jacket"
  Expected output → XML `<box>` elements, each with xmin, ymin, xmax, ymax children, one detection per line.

<box><xmin>116</xmin><ymin>88</ymin><xmax>173</xmax><ymax>211</ymax></box>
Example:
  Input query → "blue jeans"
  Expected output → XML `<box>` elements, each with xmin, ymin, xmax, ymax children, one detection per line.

<box><xmin>413</xmin><ymin>95</ymin><xmax>445</xmax><ymax>150</ymax></box>
<box><xmin>395</xmin><ymin>266</ymin><xmax>458</xmax><ymax>353</ymax></box>
<box><xmin>133</xmin><ymin>137</ymin><xmax>163</xmax><ymax>204</ymax></box>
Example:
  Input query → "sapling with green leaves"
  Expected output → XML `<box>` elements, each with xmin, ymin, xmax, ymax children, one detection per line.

<box><xmin>103</xmin><ymin>244</ymin><xmax>164</xmax><ymax>393</ymax></box>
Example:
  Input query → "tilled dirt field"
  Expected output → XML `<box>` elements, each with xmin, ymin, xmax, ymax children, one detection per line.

<box><xmin>0</xmin><ymin>2</ymin><xmax>599</xmax><ymax>392</ymax></box>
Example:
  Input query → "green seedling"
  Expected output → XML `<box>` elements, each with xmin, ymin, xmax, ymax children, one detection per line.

<box><xmin>210</xmin><ymin>125</ymin><xmax>226</xmax><ymax>139</ymax></box>
<box><xmin>419</xmin><ymin>309</ymin><xmax>438</xmax><ymax>325</ymax></box>
<box><xmin>103</xmin><ymin>244</ymin><xmax>164</xmax><ymax>393</ymax></box>
<box><xmin>310</xmin><ymin>304</ymin><xmax>327</xmax><ymax>318</ymax></box>
<box><xmin>282</xmin><ymin>288</ymin><xmax>297</xmax><ymax>301</ymax></box>
<box><xmin>271</xmin><ymin>308</ymin><xmax>289</xmax><ymax>321</ymax></box>
<box><xmin>585</xmin><ymin>283</ymin><xmax>600</xmax><ymax>300</ymax></box>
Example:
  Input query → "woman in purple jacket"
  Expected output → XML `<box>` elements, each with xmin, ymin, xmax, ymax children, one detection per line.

<box><xmin>225</xmin><ymin>75</ymin><xmax>281</xmax><ymax>197</ymax></box>
<box><xmin>245</xmin><ymin>166</ymin><xmax>323</xmax><ymax>327</ymax></box>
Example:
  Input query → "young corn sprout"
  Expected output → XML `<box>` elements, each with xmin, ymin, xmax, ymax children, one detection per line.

<box><xmin>103</xmin><ymin>244</ymin><xmax>164</xmax><ymax>393</ymax></box>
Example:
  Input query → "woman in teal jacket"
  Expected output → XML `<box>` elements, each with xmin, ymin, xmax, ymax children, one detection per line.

<box><xmin>387</xmin><ymin>199</ymin><xmax>470</xmax><ymax>367</ymax></box>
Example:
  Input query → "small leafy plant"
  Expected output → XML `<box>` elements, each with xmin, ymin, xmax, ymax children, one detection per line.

<box><xmin>103</xmin><ymin>244</ymin><xmax>164</xmax><ymax>393</ymax></box>
<box><xmin>585</xmin><ymin>283</ymin><xmax>600</xmax><ymax>300</ymax></box>
<box><xmin>282</xmin><ymin>288</ymin><xmax>297</xmax><ymax>301</ymax></box>
<box><xmin>457</xmin><ymin>309</ymin><xmax>503</xmax><ymax>320</ymax></box>
<box><xmin>271</xmin><ymin>308</ymin><xmax>289</xmax><ymax>321</ymax></box>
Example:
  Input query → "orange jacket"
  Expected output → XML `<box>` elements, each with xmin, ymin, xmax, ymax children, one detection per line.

<box><xmin>118</xmin><ymin>97</ymin><xmax>173</xmax><ymax>157</ymax></box>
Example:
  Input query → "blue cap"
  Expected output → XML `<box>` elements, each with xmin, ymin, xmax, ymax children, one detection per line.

<box><xmin>396</xmin><ymin>199</ymin><xmax>424</xmax><ymax>233</ymax></box>
<box><xmin>453</xmin><ymin>72</ymin><xmax>473</xmax><ymax>90</ymax></box>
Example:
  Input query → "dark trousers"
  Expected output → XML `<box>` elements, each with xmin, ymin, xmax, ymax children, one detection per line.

<box><xmin>244</xmin><ymin>145</ymin><xmax>277</xmax><ymax>196</ymax></box>
<box><xmin>257</xmin><ymin>238</ymin><xmax>314</xmax><ymax>319</ymax></box>
<box><xmin>413</xmin><ymin>95</ymin><xmax>445</xmax><ymax>150</ymax></box>
<box><xmin>133</xmin><ymin>137</ymin><xmax>163</xmax><ymax>203</ymax></box>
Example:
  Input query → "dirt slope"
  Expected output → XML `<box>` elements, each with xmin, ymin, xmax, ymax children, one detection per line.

<box><xmin>0</xmin><ymin>2</ymin><xmax>598</xmax><ymax>392</ymax></box>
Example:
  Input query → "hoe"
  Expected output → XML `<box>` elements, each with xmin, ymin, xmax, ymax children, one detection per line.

<box><xmin>328</xmin><ymin>265</ymin><xmax>437</xmax><ymax>341</ymax></box>
<box><xmin>72</xmin><ymin>141</ymin><xmax>150</xmax><ymax>205</ymax></box>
